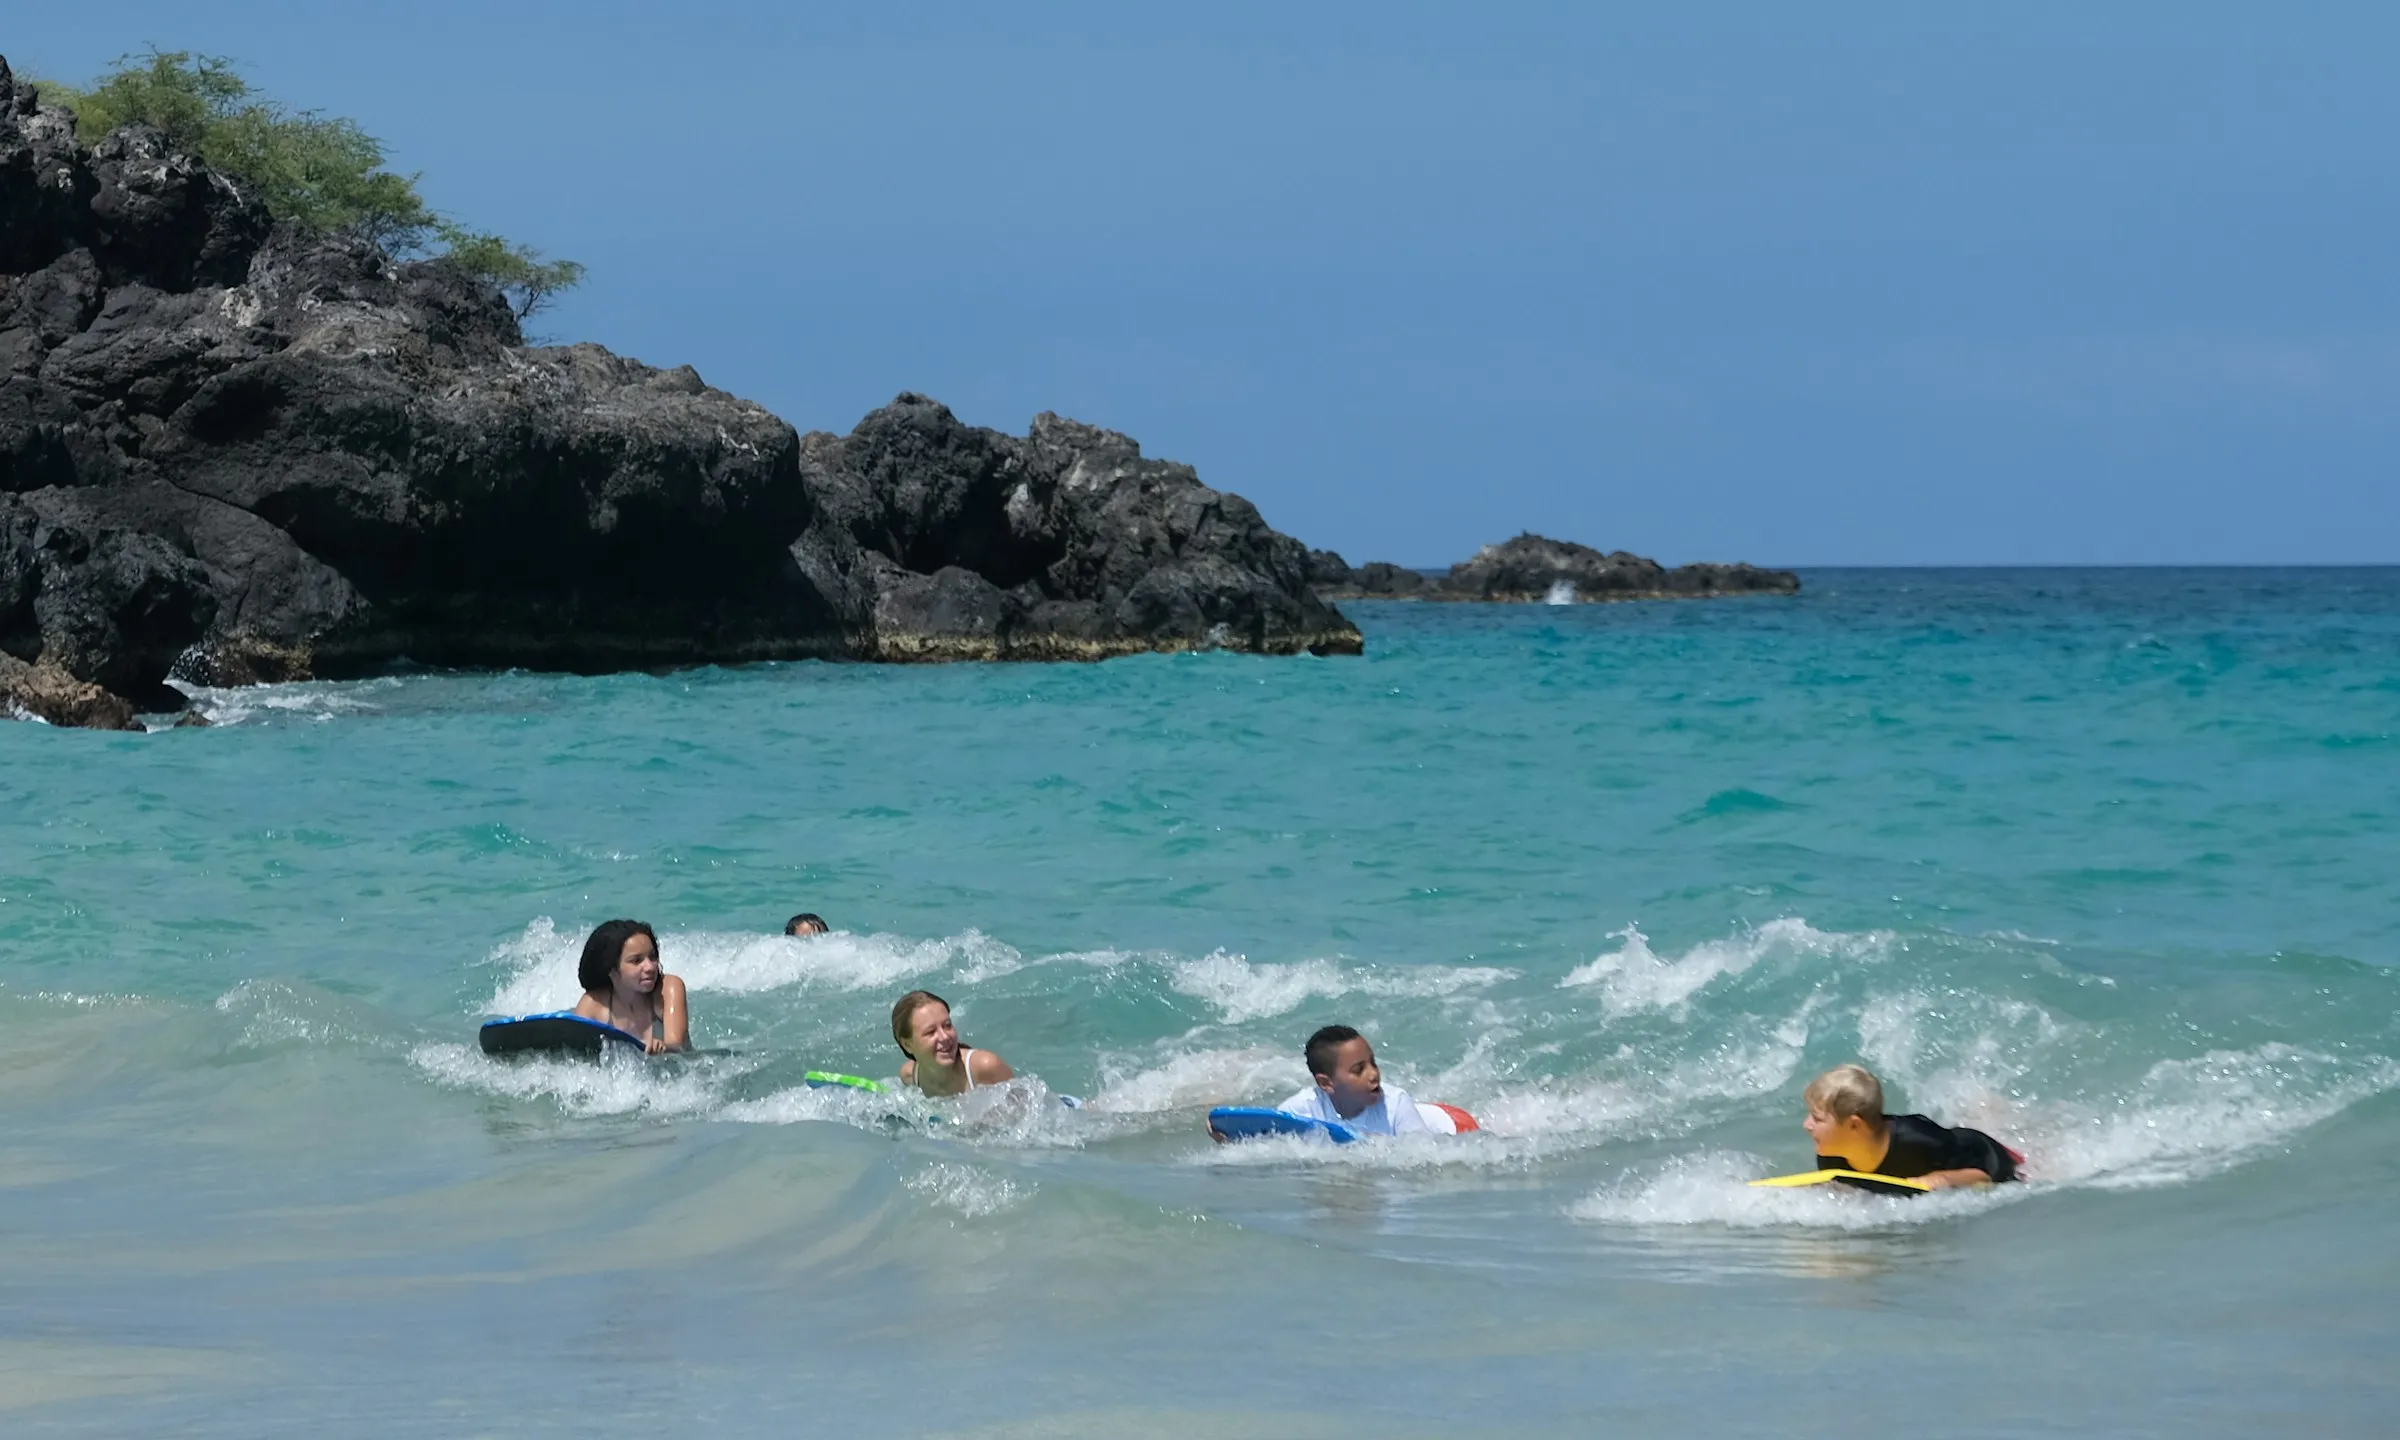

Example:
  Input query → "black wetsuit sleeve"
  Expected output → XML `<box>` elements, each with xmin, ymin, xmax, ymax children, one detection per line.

<box><xmin>1879</xmin><ymin>1115</ymin><xmax>2018</xmax><ymax>1182</ymax></box>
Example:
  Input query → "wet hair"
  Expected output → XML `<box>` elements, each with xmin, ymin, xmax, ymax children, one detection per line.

<box><xmin>577</xmin><ymin>919</ymin><xmax>658</xmax><ymax>997</ymax></box>
<box><xmin>891</xmin><ymin>989</ymin><xmax>949</xmax><ymax>1055</ymax></box>
<box><xmin>785</xmin><ymin>913</ymin><xmax>828</xmax><ymax>936</ymax></box>
<box><xmin>1805</xmin><ymin>1063</ymin><xmax>1886</xmax><ymax>1124</ymax></box>
<box><xmin>1304</xmin><ymin>1024</ymin><xmax>1364</xmax><ymax>1080</ymax></box>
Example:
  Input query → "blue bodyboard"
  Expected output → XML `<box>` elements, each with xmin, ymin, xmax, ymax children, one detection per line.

<box><xmin>478</xmin><ymin>1012</ymin><xmax>646</xmax><ymax>1057</ymax></box>
<box><xmin>1209</xmin><ymin>1105</ymin><xmax>1359</xmax><ymax>1144</ymax></box>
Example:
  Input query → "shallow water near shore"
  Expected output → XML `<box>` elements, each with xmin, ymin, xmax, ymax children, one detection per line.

<box><xmin>6</xmin><ymin>569</ymin><xmax>2399</xmax><ymax>1436</ymax></box>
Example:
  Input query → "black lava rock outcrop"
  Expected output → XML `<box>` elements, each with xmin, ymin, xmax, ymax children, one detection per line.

<box><xmin>1313</xmin><ymin>533</ymin><xmax>1798</xmax><ymax>604</ymax></box>
<box><xmin>0</xmin><ymin>58</ymin><xmax>1357</xmax><ymax>725</ymax></box>
<box><xmin>1</xmin><ymin>492</ymin><xmax>217</xmax><ymax>714</ymax></box>
<box><xmin>1440</xmin><ymin>533</ymin><xmax>1799</xmax><ymax>602</ymax></box>
<box><xmin>1304</xmin><ymin>550</ymin><xmax>1434</xmax><ymax>598</ymax></box>
<box><xmin>800</xmin><ymin>397</ymin><xmax>1357</xmax><ymax>661</ymax></box>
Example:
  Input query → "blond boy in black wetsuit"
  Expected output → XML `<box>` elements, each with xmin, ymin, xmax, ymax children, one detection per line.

<box><xmin>1801</xmin><ymin>1063</ymin><xmax>2021</xmax><ymax>1191</ymax></box>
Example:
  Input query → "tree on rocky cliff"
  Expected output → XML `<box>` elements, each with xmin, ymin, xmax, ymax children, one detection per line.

<box><xmin>431</xmin><ymin>225</ymin><xmax>585</xmax><ymax>324</ymax></box>
<box><xmin>32</xmin><ymin>49</ymin><xmax>584</xmax><ymax>318</ymax></box>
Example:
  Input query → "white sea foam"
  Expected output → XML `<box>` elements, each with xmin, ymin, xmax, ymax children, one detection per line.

<box><xmin>1168</xmin><ymin>951</ymin><xmax>1512</xmax><ymax>1024</ymax></box>
<box><xmin>1100</xmin><ymin>960</ymin><xmax>1823</xmax><ymax>1152</ymax></box>
<box><xmin>1187</xmin><ymin>1125</ymin><xmax>1525</xmax><ymax>1173</ymax></box>
<box><xmin>1852</xmin><ymin>988</ymin><xmax>2064</xmax><ymax>1089</ymax></box>
<box><xmin>213</xmin><ymin>979</ymin><xmax>389</xmax><ymax>1051</ymax></box>
<box><xmin>1086</xmin><ymin>1044</ymin><xmax>1297</xmax><ymax>1113</ymax></box>
<box><xmin>1470</xmin><ymin>995</ymin><xmax>1819</xmax><ymax>1148</ymax></box>
<box><xmin>408</xmin><ymin>1040</ymin><xmax>729</xmax><ymax>1118</ymax></box>
<box><xmin>23</xmin><ymin>989</ymin><xmax>155</xmax><ymax>1009</ymax></box>
<box><xmin>1560</xmin><ymin>919</ymin><xmax>1888</xmax><ymax>1017</ymax></box>
<box><xmin>902</xmin><ymin>1156</ymin><xmax>1032</xmax><ymax>1214</ymax></box>
<box><xmin>723</xmin><ymin>1076</ymin><xmax>1101</xmax><ymax>1150</ymax></box>
<box><xmin>1570</xmin><ymin>1151</ymin><xmax>2015</xmax><ymax>1231</ymax></box>
<box><xmin>1412</xmin><ymin>1028</ymin><xmax>1517</xmax><ymax>1104</ymax></box>
<box><xmin>173</xmin><ymin>676</ymin><xmax>400</xmax><ymax>727</ymax></box>
<box><xmin>1850</xmin><ymin>989</ymin><xmax>2068</xmax><ymax>1124</ymax></box>
<box><xmin>480</xmin><ymin>918</ymin><xmax>1024</xmax><ymax>1016</ymax></box>
<box><xmin>1570</xmin><ymin>1043</ymin><xmax>2400</xmax><ymax>1231</ymax></box>
<box><xmin>1478</xmin><ymin>1029</ymin><xmax>1814</xmax><ymax>1144</ymax></box>
<box><xmin>905</xmin><ymin>1162</ymin><xmax>1033</xmax><ymax>1218</ymax></box>
<box><xmin>2023</xmin><ymin>1044</ymin><xmax>2400</xmax><ymax>1189</ymax></box>
<box><xmin>942</xmin><ymin>1078</ymin><xmax>1097</xmax><ymax>1147</ymax></box>
<box><xmin>717</xmin><ymin>1083</ymin><xmax>895</xmax><ymax>1128</ymax></box>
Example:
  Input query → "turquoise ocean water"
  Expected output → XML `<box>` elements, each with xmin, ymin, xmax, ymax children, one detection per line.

<box><xmin>5</xmin><ymin>569</ymin><xmax>2398</xmax><ymax>1436</ymax></box>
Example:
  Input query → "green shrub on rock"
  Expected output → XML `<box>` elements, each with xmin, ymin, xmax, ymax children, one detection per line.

<box><xmin>32</xmin><ymin>48</ymin><xmax>581</xmax><ymax>317</ymax></box>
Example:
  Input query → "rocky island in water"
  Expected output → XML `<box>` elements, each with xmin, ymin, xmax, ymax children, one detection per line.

<box><xmin>0</xmin><ymin>57</ymin><xmax>1790</xmax><ymax>729</ymax></box>
<box><xmin>1309</xmin><ymin>533</ymin><xmax>1799</xmax><ymax>605</ymax></box>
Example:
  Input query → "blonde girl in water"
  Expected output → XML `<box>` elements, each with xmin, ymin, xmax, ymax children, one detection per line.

<box><xmin>572</xmin><ymin>919</ymin><xmax>689</xmax><ymax>1055</ymax></box>
<box><xmin>892</xmin><ymin>989</ymin><xmax>1012</xmax><ymax>1096</ymax></box>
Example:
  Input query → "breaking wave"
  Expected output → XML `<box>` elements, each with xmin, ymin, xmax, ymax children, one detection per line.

<box><xmin>383</xmin><ymin>912</ymin><xmax>2400</xmax><ymax>1218</ymax></box>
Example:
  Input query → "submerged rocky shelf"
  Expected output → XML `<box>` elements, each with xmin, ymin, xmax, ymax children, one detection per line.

<box><xmin>1308</xmin><ymin>533</ymin><xmax>1800</xmax><ymax>604</ymax></box>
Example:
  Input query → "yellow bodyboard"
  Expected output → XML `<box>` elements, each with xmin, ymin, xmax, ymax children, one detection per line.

<box><xmin>1749</xmin><ymin>1169</ymin><xmax>1931</xmax><ymax>1194</ymax></box>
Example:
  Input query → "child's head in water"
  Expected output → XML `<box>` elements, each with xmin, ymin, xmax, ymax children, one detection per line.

<box><xmin>891</xmin><ymin>990</ymin><xmax>955</xmax><ymax>1065</ymax></box>
<box><xmin>1304</xmin><ymin>1024</ymin><xmax>1386</xmax><ymax>1119</ymax></box>
<box><xmin>577</xmin><ymin>919</ymin><xmax>660</xmax><ymax>999</ymax></box>
<box><xmin>1801</xmin><ymin>1062</ymin><xmax>1889</xmax><ymax>1160</ymax></box>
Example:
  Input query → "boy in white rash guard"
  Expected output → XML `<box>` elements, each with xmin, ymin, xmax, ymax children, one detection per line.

<box><xmin>1272</xmin><ymin>1024</ymin><xmax>1431</xmax><ymax>1136</ymax></box>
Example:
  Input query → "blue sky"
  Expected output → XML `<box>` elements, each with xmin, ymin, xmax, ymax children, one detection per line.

<box><xmin>14</xmin><ymin>3</ymin><xmax>2396</xmax><ymax>564</ymax></box>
